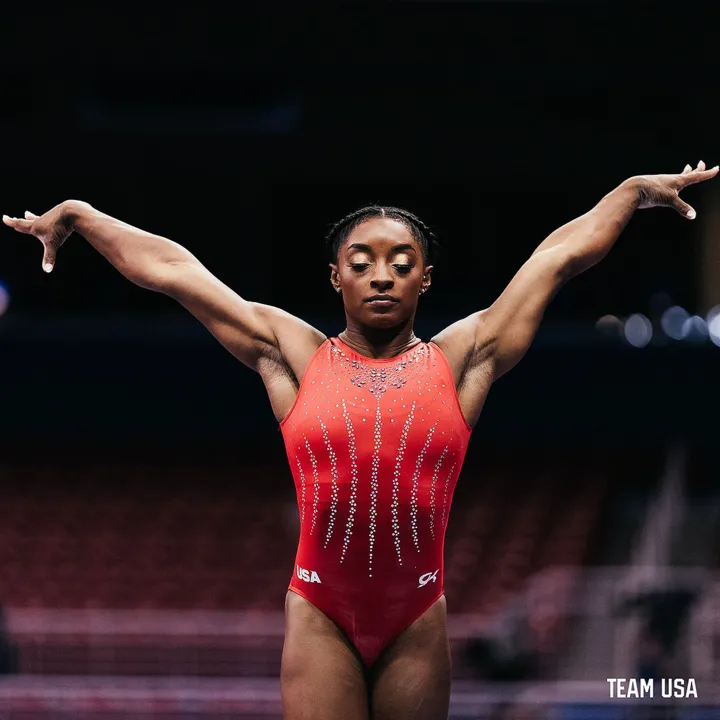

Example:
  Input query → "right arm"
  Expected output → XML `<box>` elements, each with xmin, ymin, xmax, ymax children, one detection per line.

<box><xmin>3</xmin><ymin>200</ymin><xmax>324</xmax><ymax>372</ymax></box>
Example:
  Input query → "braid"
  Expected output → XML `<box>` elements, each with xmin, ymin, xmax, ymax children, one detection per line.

<box><xmin>325</xmin><ymin>205</ymin><xmax>442</xmax><ymax>265</ymax></box>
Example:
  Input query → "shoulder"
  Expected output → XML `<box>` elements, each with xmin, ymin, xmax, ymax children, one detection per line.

<box><xmin>429</xmin><ymin>310</ymin><xmax>490</xmax><ymax>387</ymax></box>
<box><xmin>253</xmin><ymin>302</ymin><xmax>327</xmax><ymax>377</ymax></box>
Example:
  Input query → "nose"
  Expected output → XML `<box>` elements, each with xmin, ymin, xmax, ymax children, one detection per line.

<box><xmin>370</xmin><ymin>263</ymin><xmax>394</xmax><ymax>291</ymax></box>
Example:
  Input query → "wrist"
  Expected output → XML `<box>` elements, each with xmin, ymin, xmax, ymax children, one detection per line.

<box><xmin>60</xmin><ymin>199</ymin><xmax>93</xmax><ymax>230</ymax></box>
<box><xmin>619</xmin><ymin>177</ymin><xmax>644</xmax><ymax>206</ymax></box>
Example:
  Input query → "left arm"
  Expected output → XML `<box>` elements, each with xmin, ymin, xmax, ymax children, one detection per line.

<box><xmin>473</xmin><ymin>161</ymin><xmax>718</xmax><ymax>379</ymax></box>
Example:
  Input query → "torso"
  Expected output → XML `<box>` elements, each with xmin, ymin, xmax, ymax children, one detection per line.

<box><xmin>277</xmin><ymin>336</ymin><xmax>472</xmax><ymax>667</ymax></box>
<box><xmin>258</xmin><ymin>329</ymin><xmax>494</xmax><ymax>429</ymax></box>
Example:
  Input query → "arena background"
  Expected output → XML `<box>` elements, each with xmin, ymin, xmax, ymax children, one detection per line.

<box><xmin>0</xmin><ymin>2</ymin><xmax>718</xmax><ymax>718</ymax></box>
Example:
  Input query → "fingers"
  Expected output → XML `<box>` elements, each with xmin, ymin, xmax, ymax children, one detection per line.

<box><xmin>3</xmin><ymin>211</ymin><xmax>55</xmax><ymax>271</ymax></box>
<box><xmin>42</xmin><ymin>246</ymin><xmax>56</xmax><ymax>273</ymax></box>
<box><xmin>672</xmin><ymin>195</ymin><xmax>696</xmax><ymax>219</ymax></box>
<box><xmin>2</xmin><ymin>215</ymin><xmax>34</xmax><ymax>233</ymax></box>
<box><xmin>679</xmin><ymin>163</ymin><xmax>720</xmax><ymax>188</ymax></box>
<box><xmin>682</xmin><ymin>164</ymin><xmax>692</xmax><ymax>174</ymax></box>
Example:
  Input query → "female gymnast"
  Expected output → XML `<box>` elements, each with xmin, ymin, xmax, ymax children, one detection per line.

<box><xmin>3</xmin><ymin>161</ymin><xmax>717</xmax><ymax>719</ymax></box>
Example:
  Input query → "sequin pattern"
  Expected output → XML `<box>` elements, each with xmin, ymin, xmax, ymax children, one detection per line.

<box><xmin>409</xmin><ymin>421</ymin><xmax>439</xmax><ymax>551</ymax></box>
<box><xmin>429</xmin><ymin>445</ymin><xmax>450</xmax><ymax>539</ymax></box>
<box><xmin>391</xmin><ymin>400</ymin><xmax>416</xmax><ymax>565</ymax></box>
<box><xmin>280</xmin><ymin>337</ymin><xmax>473</xmax><ymax>671</ymax></box>
<box><xmin>319</xmin><ymin>419</ymin><xmax>339</xmax><ymax>548</ymax></box>
<box><xmin>368</xmin><ymin>398</ymin><xmax>382</xmax><ymax>575</ymax></box>
<box><xmin>295</xmin><ymin>454</ymin><xmax>306</xmax><ymax>527</ymax></box>
<box><xmin>304</xmin><ymin>434</ymin><xmax>320</xmax><ymax>536</ymax></box>
<box><xmin>282</xmin><ymin>338</ymin><xmax>471</xmax><ymax>581</ymax></box>
<box><xmin>340</xmin><ymin>399</ymin><xmax>359</xmax><ymax>562</ymax></box>
<box><xmin>441</xmin><ymin>460</ymin><xmax>457</xmax><ymax>530</ymax></box>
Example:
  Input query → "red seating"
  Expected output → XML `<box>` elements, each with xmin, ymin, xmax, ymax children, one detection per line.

<box><xmin>0</xmin><ymin>451</ymin><xmax>614</xmax><ymax>618</ymax></box>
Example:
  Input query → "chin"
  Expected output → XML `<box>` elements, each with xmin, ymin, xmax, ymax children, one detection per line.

<box><xmin>363</xmin><ymin>309</ymin><xmax>408</xmax><ymax>328</ymax></box>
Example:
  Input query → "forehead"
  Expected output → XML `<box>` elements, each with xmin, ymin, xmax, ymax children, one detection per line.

<box><xmin>342</xmin><ymin>217</ymin><xmax>419</xmax><ymax>253</ymax></box>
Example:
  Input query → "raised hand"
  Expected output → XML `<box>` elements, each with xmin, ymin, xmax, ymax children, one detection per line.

<box><xmin>634</xmin><ymin>160</ymin><xmax>719</xmax><ymax>219</ymax></box>
<box><xmin>2</xmin><ymin>201</ymin><xmax>76</xmax><ymax>273</ymax></box>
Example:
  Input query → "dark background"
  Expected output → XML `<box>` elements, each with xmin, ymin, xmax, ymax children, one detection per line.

<box><xmin>0</xmin><ymin>1</ymin><xmax>718</xmax><ymax>450</ymax></box>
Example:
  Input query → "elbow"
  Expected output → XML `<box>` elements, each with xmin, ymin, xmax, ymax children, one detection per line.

<box><xmin>124</xmin><ymin>260</ymin><xmax>176</xmax><ymax>293</ymax></box>
<box><xmin>558</xmin><ymin>243</ymin><xmax>602</xmax><ymax>281</ymax></box>
<box><xmin>133</xmin><ymin>257</ymin><xmax>200</xmax><ymax>294</ymax></box>
<box><xmin>149</xmin><ymin>259</ymin><xmax>202</xmax><ymax>296</ymax></box>
<box><xmin>142</xmin><ymin>261</ymin><xmax>180</xmax><ymax>294</ymax></box>
<box><xmin>544</xmin><ymin>245</ymin><xmax>579</xmax><ymax>284</ymax></box>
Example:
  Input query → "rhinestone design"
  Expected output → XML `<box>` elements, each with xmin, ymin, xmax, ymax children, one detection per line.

<box><xmin>429</xmin><ymin>445</ymin><xmax>450</xmax><ymax>539</ymax></box>
<box><xmin>409</xmin><ymin>421</ymin><xmax>439</xmax><ymax>550</ymax></box>
<box><xmin>391</xmin><ymin>400</ymin><xmax>416</xmax><ymax>565</ymax></box>
<box><xmin>295</xmin><ymin>452</ymin><xmax>307</xmax><ymax>527</ymax></box>
<box><xmin>368</xmin><ymin>397</ymin><xmax>383</xmax><ymax>575</ymax></box>
<box><xmin>331</xmin><ymin>343</ymin><xmax>427</xmax><ymax>398</ymax></box>
<box><xmin>281</xmin><ymin>339</ymin><xmax>471</xmax><ymax>583</ymax></box>
<box><xmin>319</xmin><ymin>418</ymin><xmax>339</xmax><ymax>548</ymax></box>
<box><xmin>441</xmin><ymin>459</ymin><xmax>458</xmax><ymax>530</ymax></box>
<box><xmin>340</xmin><ymin>399</ymin><xmax>359</xmax><ymax>562</ymax></box>
<box><xmin>304</xmin><ymin>434</ymin><xmax>320</xmax><ymax>536</ymax></box>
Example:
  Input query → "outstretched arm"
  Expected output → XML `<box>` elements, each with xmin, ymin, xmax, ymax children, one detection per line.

<box><xmin>2</xmin><ymin>200</ymin><xmax>324</xmax><ymax>371</ymax></box>
<box><xmin>472</xmin><ymin>161</ymin><xmax>719</xmax><ymax>379</ymax></box>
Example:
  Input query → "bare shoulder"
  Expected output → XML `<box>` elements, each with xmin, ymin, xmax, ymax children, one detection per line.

<box><xmin>253</xmin><ymin>304</ymin><xmax>327</xmax><ymax>423</ymax></box>
<box><xmin>430</xmin><ymin>311</ymin><xmax>496</xmax><ymax>430</ymax></box>
<box><xmin>429</xmin><ymin>311</ymin><xmax>486</xmax><ymax>387</ymax></box>
<box><xmin>253</xmin><ymin>303</ymin><xmax>327</xmax><ymax>374</ymax></box>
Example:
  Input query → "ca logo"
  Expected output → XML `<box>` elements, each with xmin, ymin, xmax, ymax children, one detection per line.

<box><xmin>418</xmin><ymin>569</ymin><xmax>439</xmax><ymax>588</ymax></box>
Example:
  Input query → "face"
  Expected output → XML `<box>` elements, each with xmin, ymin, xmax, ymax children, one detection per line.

<box><xmin>329</xmin><ymin>217</ymin><xmax>432</xmax><ymax>328</ymax></box>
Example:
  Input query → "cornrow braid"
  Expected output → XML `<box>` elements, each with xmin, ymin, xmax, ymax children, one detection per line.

<box><xmin>325</xmin><ymin>205</ymin><xmax>442</xmax><ymax>265</ymax></box>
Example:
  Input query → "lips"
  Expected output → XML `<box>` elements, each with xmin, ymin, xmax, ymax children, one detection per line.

<box><xmin>365</xmin><ymin>295</ymin><xmax>399</xmax><ymax>303</ymax></box>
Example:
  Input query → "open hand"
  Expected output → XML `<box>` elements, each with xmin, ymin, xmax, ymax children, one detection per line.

<box><xmin>2</xmin><ymin>201</ymin><xmax>76</xmax><ymax>273</ymax></box>
<box><xmin>634</xmin><ymin>160</ymin><xmax>719</xmax><ymax>219</ymax></box>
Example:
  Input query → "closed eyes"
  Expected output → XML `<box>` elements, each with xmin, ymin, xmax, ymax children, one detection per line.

<box><xmin>350</xmin><ymin>264</ymin><xmax>413</xmax><ymax>274</ymax></box>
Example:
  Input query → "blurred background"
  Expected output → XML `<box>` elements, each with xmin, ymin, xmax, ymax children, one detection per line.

<box><xmin>0</xmin><ymin>1</ymin><xmax>719</xmax><ymax>718</ymax></box>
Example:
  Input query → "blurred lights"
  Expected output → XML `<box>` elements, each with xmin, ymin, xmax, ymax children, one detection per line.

<box><xmin>660</xmin><ymin>306</ymin><xmax>690</xmax><ymax>340</ymax></box>
<box><xmin>0</xmin><ymin>281</ymin><xmax>9</xmax><ymax>317</ymax></box>
<box><xmin>595</xmin><ymin>314</ymin><xmax>623</xmax><ymax>337</ymax></box>
<box><xmin>597</xmin><ymin>301</ymin><xmax>720</xmax><ymax>348</ymax></box>
<box><xmin>682</xmin><ymin>315</ymin><xmax>708</xmax><ymax>342</ymax></box>
<box><xmin>623</xmin><ymin>314</ymin><xmax>652</xmax><ymax>348</ymax></box>
<box><xmin>707</xmin><ymin>306</ymin><xmax>720</xmax><ymax>346</ymax></box>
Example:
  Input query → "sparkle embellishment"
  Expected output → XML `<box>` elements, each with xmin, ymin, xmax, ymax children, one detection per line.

<box><xmin>331</xmin><ymin>342</ymin><xmax>428</xmax><ymax>398</ymax></box>
<box><xmin>368</xmin><ymin>398</ymin><xmax>383</xmax><ymax>576</ymax></box>
<box><xmin>441</xmin><ymin>459</ymin><xmax>457</xmax><ymax>530</ymax></box>
<box><xmin>391</xmin><ymin>400</ymin><xmax>416</xmax><ymax>565</ymax></box>
<box><xmin>429</xmin><ymin>445</ymin><xmax>450</xmax><ymax>539</ymax></box>
<box><xmin>410</xmin><ymin>421</ymin><xmax>438</xmax><ymax>551</ymax></box>
<box><xmin>304</xmin><ymin>434</ymin><xmax>320</xmax><ymax>536</ymax></box>
<box><xmin>340</xmin><ymin>399</ymin><xmax>359</xmax><ymax>562</ymax></box>
<box><xmin>295</xmin><ymin>453</ymin><xmax>307</xmax><ymax>527</ymax></box>
<box><xmin>319</xmin><ymin>418</ymin><xmax>339</xmax><ymax>548</ymax></box>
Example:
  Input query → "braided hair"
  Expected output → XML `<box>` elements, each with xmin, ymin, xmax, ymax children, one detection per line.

<box><xmin>325</xmin><ymin>205</ymin><xmax>441</xmax><ymax>266</ymax></box>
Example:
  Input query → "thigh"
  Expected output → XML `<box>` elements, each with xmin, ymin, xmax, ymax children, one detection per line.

<box><xmin>369</xmin><ymin>595</ymin><xmax>451</xmax><ymax>720</ymax></box>
<box><xmin>281</xmin><ymin>590</ymin><xmax>370</xmax><ymax>720</ymax></box>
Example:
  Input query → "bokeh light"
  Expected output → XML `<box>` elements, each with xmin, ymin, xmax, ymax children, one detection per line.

<box><xmin>682</xmin><ymin>315</ymin><xmax>708</xmax><ymax>342</ymax></box>
<box><xmin>660</xmin><ymin>306</ymin><xmax>690</xmax><ymax>340</ymax></box>
<box><xmin>595</xmin><ymin>314</ymin><xmax>623</xmax><ymax>338</ymax></box>
<box><xmin>707</xmin><ymin>305</ymin><xmax>720</xmax><ymax>346</ymax></box>
<box><xmin>0</xmin><ymin>281</ymin><xmax>10</xmax><ymax>317</ymax></box>
<box><xmin>623</xmin><ymin>314</ymin><xmax>652</xmax><ymax>348</ymax></box>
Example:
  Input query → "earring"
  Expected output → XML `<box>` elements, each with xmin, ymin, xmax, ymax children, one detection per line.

<box><xmin>335</xmin><ymin>287</ymin><xmax>341</xmax><ymax>293</ymax></box>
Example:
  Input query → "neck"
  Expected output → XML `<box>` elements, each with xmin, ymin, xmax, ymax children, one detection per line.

<box><xmin>338</xmin><ymin>323</ymin><xmax>420</xmax><ymax>359</ymax></box>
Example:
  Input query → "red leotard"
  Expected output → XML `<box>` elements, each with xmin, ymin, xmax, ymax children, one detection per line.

<box><xmin>280</xmin><ymin>336</ymin><xmax>472</xmax><ymax>667</ymax></box>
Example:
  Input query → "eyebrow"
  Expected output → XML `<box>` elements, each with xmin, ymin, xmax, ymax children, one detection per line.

<box><xmin>347</xmin><ymin>243</ymin><xmax>417</xmax><ymax>254</ymax></box>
